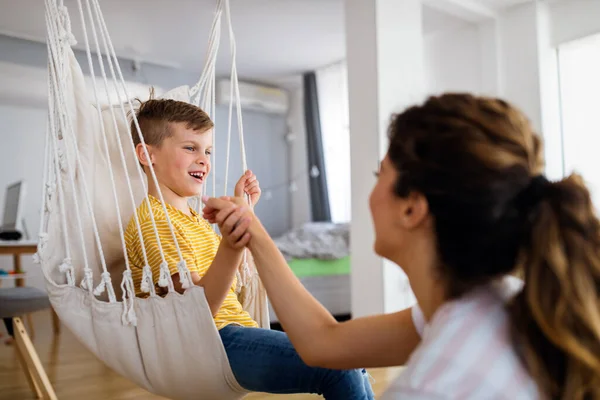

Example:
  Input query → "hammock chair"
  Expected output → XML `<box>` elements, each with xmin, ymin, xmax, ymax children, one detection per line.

<box><xmin>37</xmin><ymin>0</ymin><xmax>269</xmax><ymax>399</ymax></box>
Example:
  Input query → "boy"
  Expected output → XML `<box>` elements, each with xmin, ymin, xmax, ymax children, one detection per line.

<box><xmin>124</xmin><ymin>98</ymin><xmax>374</xmax><ymax>399</ymax></box>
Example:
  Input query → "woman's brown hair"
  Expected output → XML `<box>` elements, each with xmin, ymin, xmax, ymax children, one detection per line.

<box><xmin>387</xmin><ymin>93</ymin><xmax>600</xmax><ymax>398</ymax></box>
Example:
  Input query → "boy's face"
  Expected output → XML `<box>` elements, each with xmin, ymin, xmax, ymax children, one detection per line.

<box><xmin>142</xmin><ymin>122</ymin><xmax>212</xmax><ymax>198</ymax></box>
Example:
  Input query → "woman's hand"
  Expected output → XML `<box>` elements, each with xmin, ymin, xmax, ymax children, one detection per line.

<box><xmin>203</xmin><ymin>196</ymin><xmax>264</xmax><ymax>245</ymax></box>
<box><xmin>203</xmin><ymin>196</ymin><xmax>252</xmax><ymax>249</ymax></box>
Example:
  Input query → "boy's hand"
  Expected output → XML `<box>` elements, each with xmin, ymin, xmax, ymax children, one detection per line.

<box><xmin>205</xmin><ymin>197</ymin><xmax>251</xmax><ymax>249</ymax></box>
<box><xmin>234</xmin><ymin>170</ymin><xmax>261</xmax><ymax>206</ymax></box>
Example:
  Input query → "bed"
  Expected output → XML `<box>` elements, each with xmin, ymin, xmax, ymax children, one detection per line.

<box><xmin>268</xmin><ymin>223</ymin><xmax>351</xmax><ymax>324</ymax></box>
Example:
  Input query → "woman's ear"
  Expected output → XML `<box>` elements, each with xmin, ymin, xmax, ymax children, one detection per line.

<box><xmin>136</xmin><ymin>143</ymin><xmax>153</xmax><ymax>166</ymax></box>
<box><xmin>400</xmin><ymin>192</ymin><xmax>429</xmax><ymax>229</ymax></box>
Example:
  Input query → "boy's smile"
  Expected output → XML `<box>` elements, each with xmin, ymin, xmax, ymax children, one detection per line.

<box><xmin>189</xmin><ymin>170</ymin><xmax>206</xmax><ymax>183</ymax></box>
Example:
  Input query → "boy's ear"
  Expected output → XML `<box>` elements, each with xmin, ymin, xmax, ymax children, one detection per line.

<box><xmin>135</xmin><ymin>143</ymin><xmax>154</xmax><ymax>167</ymax></box>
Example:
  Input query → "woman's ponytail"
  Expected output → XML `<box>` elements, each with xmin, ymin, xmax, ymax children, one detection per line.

<box><xmin>509</xmin><ymin>173</ymin><xmax>600</xmax><ymax>399</ymax></box>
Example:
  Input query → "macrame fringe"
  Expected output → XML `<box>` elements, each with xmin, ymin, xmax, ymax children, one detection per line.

<box><xmin>32</xmin><ymin>233</ymin><xmax>47</xmax><ymax>265</ymax></box>
<box><xmin>46</xmin><ymin>181</ymin><xmax>56</xmax><ymax>197</ymax></box>
<box><xmin>93</xmin><ymin>271</ymin><xmax>113</xmax><ymax>297</ymax></box>
<box><xmin>93</xmin><ymin>272</ymin><xmax>117</xmax><ymax>302</ymax></box>
<box><xmin>120</xmin><ymin>270</ymin><xmax>137</xmax><ymax>326</ymax></box>
<box><xmin>241</xmin><ymin>249</ymin><xmax>254</xmax><ymax>286</ymax></box>
<box><xmin>234</xmin><ymin>270</ymin><xmax>242</xmax><ymax>295</ymax></box>
<box><xmin>38</xmin><ymin>232</ymin><xmax>49</xmax><ymax>253</ymax></box>
<box><xmin>58</xmin><ymin>257</ymin><xmax>75</xmax><ymax>286</ymax></box>
<box><xmin>140</xmin><ymin>265</ymin><xmax>153</xmax><ymax>293</ymax></box>
<box><xmin>241</xmin><ymin>260</ymin><xmax>251</xmax><ymax>286</ymax></box>
<box><xmin>177</xmin><ymin>260</ymin><xmax>193</xmax><ymax>289</ymax></box>
<box><xmin>57</xmin><ymin>148</ymin><xmax>68</xmax><ymax>172</ymax></box>
<box><xmin>158</xmin><ymin>261</ymin><xmax>171</xmax><ymax>288</ymax></box>
<box><xmin>45</xmin><ymin>182</ymin><xmax>56</xmax><ymax>213</ymax></box>
<box><xmin>80</xmin><ymin>269</ymin><xmax>94</xmax><ymax>292</ymax></box>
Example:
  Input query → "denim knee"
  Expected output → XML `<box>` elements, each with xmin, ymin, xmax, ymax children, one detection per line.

<box><xmin>321</xmin><ymin>367</ymin><xmax>375</xmax><ymax>400</ymax></box>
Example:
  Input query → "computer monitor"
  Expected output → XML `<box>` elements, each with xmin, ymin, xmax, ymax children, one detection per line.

<box><xmin>1</xmin><ymin>181</ymin><xmax>25</xmax><ymax>232</ymax></box>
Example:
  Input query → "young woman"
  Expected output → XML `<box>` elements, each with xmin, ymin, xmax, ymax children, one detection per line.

<box><xmin>204</xmin><ymin>93</ymin><xmax>600</xmax><ymax>399</ymax></box>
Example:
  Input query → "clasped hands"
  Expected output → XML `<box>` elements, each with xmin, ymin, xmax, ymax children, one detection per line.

<box><xmin>202</xmin><ymin>195</ymin><xmax>258</xmax><ymax>249</ymax></box>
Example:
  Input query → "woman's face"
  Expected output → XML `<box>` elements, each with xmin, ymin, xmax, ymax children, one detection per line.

<box><xmin>369</xmin><ymin>155</ymin><xmax>402</xmax><ymax>260</ymax></box>
<box><xmin>369</xmin><ymin>154</ymin><xmax>432</xmax><ymax>268</ymax></box>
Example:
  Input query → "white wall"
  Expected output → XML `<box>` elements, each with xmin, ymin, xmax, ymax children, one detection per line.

<box><xmin>497</xmin><ymin>3</ymin><xmax>543</xmax><ymax>132</ymax></box>
<box><xmin>0</xmin><ymin>103</ymin><xmax>47</xmax><ymax>290</ymax></box>
<box><xmin>424</xmin><ymin>25</ymin><xmax>484</xmax><ymax>95</ymax></box>
<box><xmin>0</xmin><ymin>104</ymin><xmax>47</xmax><ymax>239</ymax></box>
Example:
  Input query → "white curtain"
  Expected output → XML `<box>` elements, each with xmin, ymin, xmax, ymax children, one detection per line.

<box><xmin>315</xmin><ymin>61</ymin><xmax>350</xmax><ymax>223</ymax></box>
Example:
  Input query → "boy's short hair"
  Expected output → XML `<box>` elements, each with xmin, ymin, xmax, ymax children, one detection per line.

<box><xmin>131</xmin><ymin>95</ymin><xmax>214</xmax><ymax>149</ymax></box>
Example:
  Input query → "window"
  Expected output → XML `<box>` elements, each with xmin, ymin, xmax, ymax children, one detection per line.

<box><xmin>558</xmin><ymin>32</ymin><xmax>600</xmax><ymax>209</ymax></box>
<box><xmin>316</xmin><ymin>61</ymin><xmax>351</xmax><ymax>223</ymax></box>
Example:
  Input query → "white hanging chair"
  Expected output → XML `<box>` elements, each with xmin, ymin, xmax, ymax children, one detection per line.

<box><xmin>37</xmin><ymin>1</ymin><xmax>269</xmax><ymax>399</ymax></box>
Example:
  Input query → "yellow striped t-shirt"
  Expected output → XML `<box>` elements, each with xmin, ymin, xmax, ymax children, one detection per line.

<box><xmin>124</xmin><ymin>195</ymin><xmax>258</xmax><ymax>329</ymax></box>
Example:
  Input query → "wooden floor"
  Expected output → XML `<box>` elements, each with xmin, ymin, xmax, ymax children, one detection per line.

<box><xmin>0</xmin><ymin>311</ymin><xmax>403</xmax><ymax>399</ymax></box>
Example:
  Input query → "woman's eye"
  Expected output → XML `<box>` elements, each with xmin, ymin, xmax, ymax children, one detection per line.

<box><xmin>373</xmin><ymin>171</ymin><xmax>380</xmax><ymax>178</ymax></box>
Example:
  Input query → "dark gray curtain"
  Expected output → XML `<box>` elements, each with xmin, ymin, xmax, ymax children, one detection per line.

<box><xmin>303</xmin><ymin>72</ymin><xmax>331</xmax><ymax>222</ymax></box>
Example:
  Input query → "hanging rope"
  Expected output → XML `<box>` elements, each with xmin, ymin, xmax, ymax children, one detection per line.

<box><xmin>223</xmin><ymin>0</ymin><xmax>253</xmax><ymax>285</ymax></box>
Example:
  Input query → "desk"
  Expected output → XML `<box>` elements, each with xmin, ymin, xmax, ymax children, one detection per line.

<box><xmin>0</xmin><ymin>240</ymin><xmax>38</xmax><ymax>287</ymax></box>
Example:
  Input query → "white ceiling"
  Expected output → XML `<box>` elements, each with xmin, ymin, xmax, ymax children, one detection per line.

<box><xmin>0</xmin><ymin>0</ymin><xmax>532</xmax><ymax>82</ymax></box>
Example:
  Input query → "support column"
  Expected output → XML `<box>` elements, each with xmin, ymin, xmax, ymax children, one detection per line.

<box><xmin>498</xmin><ymin>2</ymin><xmax>563</xmax><ymax>180</ymax></box>
<box><xmin>345</xmin><ymin>0</ymin><xmax>424</xmax><ymax>317</ymax></box>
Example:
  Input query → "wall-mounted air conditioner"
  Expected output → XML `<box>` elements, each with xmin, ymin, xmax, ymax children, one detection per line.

<box><xmin>0</xmin><ymin>61</ymin><xmax>162</xmax><ymax>109</ymax></box>
<box><xmin>216</xmin><ymin>80</ymin><xmax>289</xmax><ymax>115</ymax></box>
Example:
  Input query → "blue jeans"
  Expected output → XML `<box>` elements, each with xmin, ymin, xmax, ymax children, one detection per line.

<box><xmin>219</xmin><ymin>325</ymin><xmax>374</xmax><ymax>399</ymax></box>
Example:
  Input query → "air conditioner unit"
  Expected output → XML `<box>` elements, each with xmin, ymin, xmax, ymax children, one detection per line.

<box><xmin>216</xmin><ymin>80</ymin><xmax>289</xmax><ymax>115</ymax></box>
<box><xmin>0</xmin><ymin>61</ymin><xmax>162</xmax><ymax>108</ymax></box>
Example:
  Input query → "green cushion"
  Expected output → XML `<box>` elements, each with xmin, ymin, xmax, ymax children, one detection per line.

<box><xmin>288</xmin><ymin>256</ymin><xmax>350</xmax><ymax>278</ymax></box>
